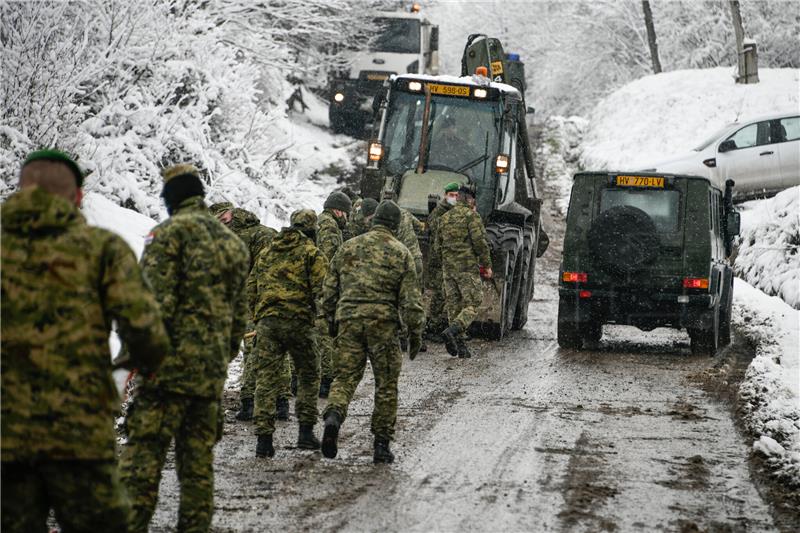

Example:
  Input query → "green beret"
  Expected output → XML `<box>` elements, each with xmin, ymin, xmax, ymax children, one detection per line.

<box><xmin>162</xmin><ymin>163</ymin><xmax>201</xmax><ymax>183</ymax></box>
<box><xmin>444</xmin><ymin>182</ymin><xmax>460</xmax><ymax>193</ymax></box>
<box><xmin>23</xmin><ymin>149</ymin><xmax>84</xmax><ymax>186</ymax></box>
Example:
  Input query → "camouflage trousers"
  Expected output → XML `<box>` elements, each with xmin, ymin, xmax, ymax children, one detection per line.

<box><xmin>240</xmin><ymin>324</ymin><xmax>292</xmax><ymax>402</ymax></box>
<box><xmin>254</xmin><ymin>317</ymin><xmax>319</xmax><ymax>436</ymax></box>
<box><xmin>443</xmin><ymin>271</ymin><xmax>483</xmax><ymax>335</ymax></box>
<box><xmin>426</xmin><ymin>268</ymin><xmax>448</xmax><ymax>331</ymax></box>
<box><xmin>322</xmin><ymin>319</ymin><xmax>402</xmax><ymax>441</ymax></box>
<box><xmin>315</xmin><ymin>317</ymin><xmax>335</xmax><ymax>381</ymax></box>
<box><xmin>119</xmin><ymin>388</ymin><xmax>218</xmax><ymax>533</ymax></box>
<box><xmin>1</xmin><ymin>460</ymin><xmax>128</xmax><ymax>533</ymax></box>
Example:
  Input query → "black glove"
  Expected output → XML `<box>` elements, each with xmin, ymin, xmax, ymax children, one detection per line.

<box><xmin>328</xmin><ymin>320</ymin><xmax>338</xmax><ymax>338</ymax></box>
<box><xmin>408</xmin><ymin>334</ymin><xmax>422</xmax><ymax>360</ymax></box>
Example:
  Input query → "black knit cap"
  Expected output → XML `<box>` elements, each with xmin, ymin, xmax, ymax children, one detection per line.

<box><xmin>360</xmin><ymin>197</ymin><xmax>379</xmax><ymax>218</ymax></box>
<box><xmin>373</xmin><ymin>200</ymin><xmax>401</xmax><ymax>230</ymax></box>
<box><xmin>23</xmin><ymin>149</ymin><xmax>84</xmax><ymax>186</ymax></box>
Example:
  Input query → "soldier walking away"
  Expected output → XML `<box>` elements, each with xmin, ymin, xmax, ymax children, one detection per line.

<box><xmin>435</xmin><ymin>183</ymin><xmax>493</xmax><ymax>358</ymax></box>
<box><xmin>1</xmin><ymin>150</ymin><xmax>169</xmax><ymax>533</ymax></box>
<box><xmin>320</xmin><ymin>201</ymin><xmax>424</xmax><ymax>464</ymax></box>
<box><xmin>316</xmin><ymin>190</ymin><xmax>352</xmax><ymax>398</ymax></box>
<box><xmin>208</xmin><ymin>202</ymin><xmax>291</xmax><ymax>421</ymax></box>
<box><xmin>425</xmin><ymin>182</ymin><xmax>458</xmax><ymax>341</ymax></box>
<box><xmin>120</xmin><ymin>164</ymin><xmax>249</xmax><ymax>533</ymax></box>
<box><xmin>249</xmin><ymin>209</ymin><xmax>328</xmax><ymax>457</ymax></box>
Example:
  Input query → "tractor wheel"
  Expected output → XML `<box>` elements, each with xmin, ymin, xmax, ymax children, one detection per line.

<box><xmin>512</xmin><ymin>224</ymin><xmax>536</xmax><ymax>330</ymax></box>
<box><xmin>484</xmin><ymin>224</ymin><xmax>523</xmax><ymax>340</ymax></box>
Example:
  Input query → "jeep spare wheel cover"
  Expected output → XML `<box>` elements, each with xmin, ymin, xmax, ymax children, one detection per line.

<box><xmin>587</xmin><ymin>205</ymin><xmax>660</xmax><ymax>275</ymax></box>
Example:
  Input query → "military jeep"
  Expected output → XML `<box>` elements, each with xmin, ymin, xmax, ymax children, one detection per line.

<box><xmin>557</xmin><ymin>172</ymin><xmax>741</xmax><ymax>355</ymax></box>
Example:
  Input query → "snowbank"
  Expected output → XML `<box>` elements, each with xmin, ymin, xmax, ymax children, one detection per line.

<box><xmin>535</xmin><ymin>116</ymin><xmax>588</xmax><ymax>216</ymax></box>
<box><xmin>733</xmin><ymin>279</ymin><xmax>800</xmax><ymax>486</ymax></box>
<box><xmin>581</xmin><ymin>68</ymin><xmax>800</xmax><ymax>170</ymax></box>
<box><xmin>82</xmin><ymin>192</ymin><xmax>156</xmax><ymax>259</ymax></box>
<box><xmin>735</xmin><ymin>187</ymin><xmax>800</xmax><ymax>309</ymax></box>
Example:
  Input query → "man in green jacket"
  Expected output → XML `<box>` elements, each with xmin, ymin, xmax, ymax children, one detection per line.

<box><xmin>249</xmin><ymin>209</ymin><xmax>328</xmax><ymax>457</ymax></box>
<box><xmin>425</xmin><ymin>182</ymin><xmax>458</xmax><ymax>340</ymax></box>
<box><xmin>1</xmin><ymin>150</ymin><xmax>169</xmax><ymax>533</ymax></box>
<box><xmin>120</xmin><ymin>164</ymin><xmax>249</xmax><ymax>533</ymax></box>
<box><xmin>316</xmin><ymin>190</ymin><xmax>352</xmax><ymax>397</ymax></box>
<box><xmin>320</xmin><ymin>201</ymin><xmax>424</xmax><ymax>464</ymax></box>
<box><xmin>434</xmin><ymin>183</ymin><xmax>493</xmax><ymax>358</ymax></box>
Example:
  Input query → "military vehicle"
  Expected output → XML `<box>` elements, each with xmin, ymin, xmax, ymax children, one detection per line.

<box><xmin>557</xmin><ymin>172</ymin><xmax>741</xmax><ymax>356</ymax></box>
<box><xmin>360</xmin><ymin>35</ymin><xmax>547</xmax><ymax>339</ymax></box>
<box><xmin>328</xmin><ymin>4</ymin><xmax>439</xmax><ymax>135</ymax></box>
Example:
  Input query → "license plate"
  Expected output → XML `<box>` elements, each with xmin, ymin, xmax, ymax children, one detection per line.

<box><xmin>367</xmin><ymin>74</ymin><xmax>389</xmax><ymax>81</ymax></box>
<box><xmin>428</xmin><ymin>84</ymin><xmax>470</xmax><ymax>97</ymax></box>
<box><xmin>615</xmin><ymin>175</ymin><xmax>665</xmax><ymax>188</ymax></box>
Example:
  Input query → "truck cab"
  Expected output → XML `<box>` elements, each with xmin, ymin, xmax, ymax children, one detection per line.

<box><xmin>328</xmin><ymin>7</ymin><xmax>439</xmax><ymax>135</ymax></box>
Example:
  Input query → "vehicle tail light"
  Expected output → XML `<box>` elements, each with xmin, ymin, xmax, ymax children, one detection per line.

<box><xmin>579</xmin><ymin>290</ymin><xmax>592</xmax><ymax>299</ymax></box>
<box><xmin>562</xmin><ymin>272</ymin><xmax>588</xmax><ymax>283</ymax></box>
<box><xmin>368</xmin><ymin>141</ymin><xmax>383</xmax><ymax>162</ymax></box>
<box><xmin>682</xmin><ymin>277</ymin><xmax>709</xmax><ymax>289</ymax></box>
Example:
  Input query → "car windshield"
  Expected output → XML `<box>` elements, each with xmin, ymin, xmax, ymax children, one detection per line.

<box><xmin>600</xmin><ymin>189</ymin><xmax>680</xmax><ymax>232</ymax></box>
<box><xmin>371</xmin><ymin>18</ymin><xmax>420</xmax><ymax>54</ymax></box>
<box><xmin>382</xmin><ymin>89</ymin><xmax>502</xmax><ymax>215</ymax></box>
<box><xmin>693</xmin><ymin>124</ymin><xmax>736</xmax><ymax>151</ymax></box>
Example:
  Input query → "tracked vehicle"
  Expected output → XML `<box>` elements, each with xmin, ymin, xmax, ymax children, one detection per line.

<box><xmin>360</xmin><ymin>36</ymin><xmax>547</xmax><ymax>339</ymax></box>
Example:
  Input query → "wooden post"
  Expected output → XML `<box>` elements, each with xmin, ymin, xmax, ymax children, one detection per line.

<box><xmin>729</xmin><ymin>1</ymin><xmax>758</xmax><ymax>84</ymax></box>
<box><xmin>642</xmin><ymin>1</ymin><xmax>662</xmax><ymax>74</ymax></box>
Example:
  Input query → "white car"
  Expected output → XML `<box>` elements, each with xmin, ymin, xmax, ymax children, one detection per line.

<box><xmin>645</xmin><ymin>112</ymin><xmax>800</xmax><ymax>199</ymax></box>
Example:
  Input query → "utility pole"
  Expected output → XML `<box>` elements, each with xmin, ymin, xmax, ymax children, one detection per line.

<box><xmin>729</xmin><ymin>0</ymin><xmax>759</xmax><ymax>83</ymax></box>
<box><xmin>642</xmin><ymin>1</ymin><xmax>662</xmax><ymax>74</ymax></box>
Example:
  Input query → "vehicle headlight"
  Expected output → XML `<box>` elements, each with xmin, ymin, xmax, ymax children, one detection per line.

<box><xmin>333</xmin><ymin>92</ymin><xmax>345</xmax><ymax>103</ymax></box>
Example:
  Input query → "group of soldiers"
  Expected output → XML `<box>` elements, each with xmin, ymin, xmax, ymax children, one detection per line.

<box><xmin>1</xmin><ymin>149</ymin><xmax>494</xmax><ymax>532</ymax></box>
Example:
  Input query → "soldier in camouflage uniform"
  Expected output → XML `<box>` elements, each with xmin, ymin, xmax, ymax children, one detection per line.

<box><xmin>120</xmin><ymin>164</ymin><xmax>249</xmax><ymax>533</ymax></box>
<box><xmin>249</xmin><ymin>209</ymin><xmax>328</xmax><ymax>457</ymax></box>
<box><xmin>344</xmin><ymin>197</ymin><xmax>377</xmax><ymax>240</ymax></box>
<box><xmin>425</xmin><ymin>182</ymin><xmax>458</xmax><ymax>340</ymax></box>
<box><xmin>434</xmin><ymin>183</ymin><xmax>493</xmax><ymax>358</ymax></box>
<box><xmin>1</xmin><ymin>150</ymin><xmax>169</xmax><ymax>533</ymax></box>
<box><xmin>320</xmin><ymin>201</ymin><xmax>425</xmax><ymax>464</ymax></box>
<box><xmin>316</xmin><ymin>190</ymin><xmax>352</xmax><ymax>397</ymax></box>
<box><xmin>208</xmin><ymin>202</ymin><xmax>292</xmax><ymax>421</ymax></box>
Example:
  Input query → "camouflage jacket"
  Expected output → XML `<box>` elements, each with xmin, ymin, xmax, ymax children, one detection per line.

<box><xmin>397</xmin><ymin>208</ymin><xmax>424</xmax><ymax>277</ymax></box>
<box><xmin>434</xmin><ymin>201</ymin><xmax>492</xmax><ymax>274</ymax></box>
<box><xmin>228</xmin><ymin>208</ymin><xmax>276</xmax><ymax>271</ymax></box>
<box><xmin>1</xmin><ymin>187</ymin><xmax>169</xmax><ymax>461</ymax></box>
<box><xmin>426</xmin><ymin>200</ymin><xmax>452</xmax><ymax>273</ymax></box>
<box><xmin>343</xmin><ymin>198</ymin><xmax>364</xmax><ymax>241</ymax></box>
<box><xmin>141</xmin><ymin>196</ymin><xmax>249</xmax><ymax>400</ymax></box>
<box><xmin>322</xmin><ymin>225</ymin><xmax>424</xmax><ymax>335</ymax></box>
<box><xmin>317</xmin><ymin>209</ymin><xmax>344</xmax><ymax>262</ymax></box>
<box><xmin>247</xmin><ymin>228</ymin><xmax>328</xmax><ymax>323</ymax></box>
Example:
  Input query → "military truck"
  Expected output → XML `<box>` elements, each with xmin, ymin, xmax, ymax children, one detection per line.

<box><xmin>360</xmin><ymin>36</ymin><xmax>546</xmax><ymax>339</ymax></box>
<box><xmin>328</xmin><ymin>5</ymin><xmax>439</xmax><ymax>135</ymax></box>
<box><xmin>557</xmin><ymin>172</ymin><xmax>741</xmax><ymax>356</ymax></box>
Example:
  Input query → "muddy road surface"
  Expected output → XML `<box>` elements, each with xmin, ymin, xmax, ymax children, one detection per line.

<box><xmin>146</xmin><ymin>150</ymin><xmax>786</xmax><ymax>533</ymax></box>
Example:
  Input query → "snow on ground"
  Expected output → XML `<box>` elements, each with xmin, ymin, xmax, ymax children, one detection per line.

<box><xmin>82</xmin><ymin>192</ymin><xmax>157</xmax><ymax>259</ymax></box>
<box><xmin>732</xmin><ymin>279</ymin><xmax>800</xmax><ymax>486</ymax></box>
<box><xmin>581</xmin><ymin>68</ymin><xmax>800</xmax><ymax>170</ymax></box>
<box><xmin>535</xmin><ymin>115</ymin><xmax>588</xmax><ymax>216</ymax></box>
<box><xmin>735</xmin><ymin>187</ymin><xmax>800</xmax><ymax>309</ymax></box>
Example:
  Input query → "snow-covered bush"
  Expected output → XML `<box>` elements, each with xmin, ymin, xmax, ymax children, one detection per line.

<box><xmin>735</xmin><ymin>187</ymin><xmax>800</xmax><ymax>309</ymax></box>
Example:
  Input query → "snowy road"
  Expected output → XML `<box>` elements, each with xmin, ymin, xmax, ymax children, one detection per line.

<box><xmin>145</xmin><ymin>134</ymin><xmax>790</xmax><ymax>533</ymax></box>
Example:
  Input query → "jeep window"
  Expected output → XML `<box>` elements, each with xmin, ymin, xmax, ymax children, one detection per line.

<box><xmin>372</xmin><ymin>18</ymin><xmax>420</xmax><ymax>54</ymax></box>
<box><xmin>600</xmin><ymin>189</ymin><xmax>680</xmax><ymax>232</ymax></box>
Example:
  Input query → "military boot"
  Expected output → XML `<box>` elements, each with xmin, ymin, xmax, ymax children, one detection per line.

<box><xmin>297</xmin><ymin>424</ymin><xmax>321</xmax><ymax>450</ymax></box>
<box><xmin>276</xmin><ymin>396</ymin><xmax>290</xmax><ymax>421</ymax></box>
<box><xmin>235</xmin><ymin>398</ymin><xmax>253</xmax><ymax>421</ymax></box>
<box><xmin>321</xmin><ymin>411</ymin><xmax>342</xmax><ymax>459</ymax></box>
<box><xmin>318</xmin><ymin>377</ymin><xmax>333</xmax><ymax>399</ymax></box>
<box><xmin>373</xmin><ymin>437</ymin><xmax>394</xmax><ymax>464</ymax></box>
<box><xmin>256</xmin><ymin>434</ymin><xmax>275</xmax><ymax>458</ymax></box>
<box><xmin>457</xmin><ymin>337</ymin><xmax>472</xmax><ymax>359</ymax></box>
<box><xmin>441</xmin><ymin>324</ymin><xmax>461</xmax><ymax>357</ymax></box>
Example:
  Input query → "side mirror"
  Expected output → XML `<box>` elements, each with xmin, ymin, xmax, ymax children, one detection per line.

<box><xmin>718</xmin><ymin>139</ymin><xmax>736</xmax><ymax>153</ymax></box>
<box><xmin>726</xmin><ymin>211</ymin><xmax>741</xmax><ymax>236</ymax></box>
<box><xmin>430</xmin><ymin>27</ymin><xmax>439</xmax><ymax>52</ymax></box>
<box><xmin>526</xmin><ymin>106</ymin><xmax>535</xmax><ymax>115</ymax></box>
